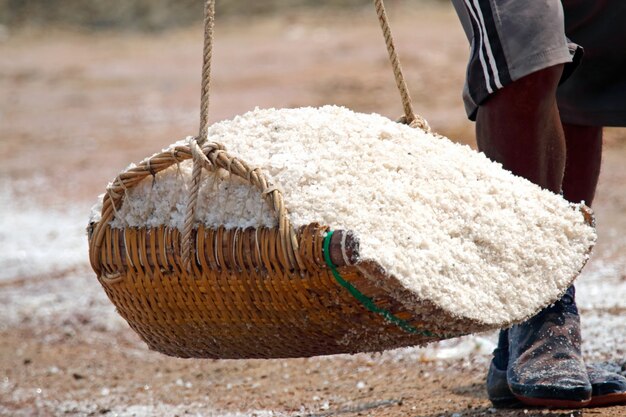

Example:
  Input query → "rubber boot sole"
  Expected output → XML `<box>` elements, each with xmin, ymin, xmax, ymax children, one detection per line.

<box><xmin>589</xmin><ymin>392</ymin><xmax>626</xmax><ymax>407</ymax></box>
<box><xmin>509</xmin><ymin>381</ymin><xmax>592</xmax><ymax>409</ymax></box>
<box><xmin>513</xmin><ymin>394</ymin><xmax>591</xmax><ymax>409</ymax></box>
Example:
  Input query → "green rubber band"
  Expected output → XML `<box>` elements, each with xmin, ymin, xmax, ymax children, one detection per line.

<box><xmin>323</xmin><ymin>230</ymin><xmax>443</xmax><ymax>339</ymax></box>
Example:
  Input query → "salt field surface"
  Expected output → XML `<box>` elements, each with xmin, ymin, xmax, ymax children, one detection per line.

<box><xmin>2</xmin><ymin>7</ymin><xmax>624</xmax><ymax>414</ymax></box>
<box><xmin>0</xmin><ymin>183</ymin><xmax>89</xmax><ymax>283</ymax></box>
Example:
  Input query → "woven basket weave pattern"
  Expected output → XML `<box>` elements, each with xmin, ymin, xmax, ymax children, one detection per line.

<box><xmin>91</xmin><ymin>221</ymin><xmax>489</xmax><ymax>358</ymax></box>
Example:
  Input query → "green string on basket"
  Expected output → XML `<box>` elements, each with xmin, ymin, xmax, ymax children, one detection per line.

<box><xmin>323</xmin><ymin>230</ymin><xmax>447</xmax><ymax>338</ymax></box>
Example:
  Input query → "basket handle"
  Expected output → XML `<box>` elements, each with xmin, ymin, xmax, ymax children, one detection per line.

<box><xmin>89</xmin><ymin>140</ymin><xmax>305</xmax><ymax>275</ymax></box>
<box><xmin>181</xmin><ymin>139</ymin><xmax>304</xmax><ymax>271</ymax></box>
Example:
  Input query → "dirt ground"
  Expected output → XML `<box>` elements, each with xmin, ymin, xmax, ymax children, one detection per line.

<box><xmin>1</xmin><ymin>4</ymin><xmax>625</xmax><ymax>417</ymax></box>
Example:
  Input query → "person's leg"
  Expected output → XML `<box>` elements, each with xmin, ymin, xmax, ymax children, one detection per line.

<box><xmin>475</xmin><ymin>64</ymin><xmax>566</xmax><ymax>194</ymax></box>
<box><xmin>452</xmin><ymin>0</ymin><xmax>625</xmax><ymax>407</ymax></box>
<box><xmin>560</xmin><ymin>125</ymin><xmax>626</xmax><ymax>406</ymax></box>
<box><xmin>483</xmin><ymin>114</ymin><xmax>626</xmax><ymax>407</ymax></box>
<box><xmin>561</xmin><ymin>124</ymin><xmax>602</xmax><ymax>205</ymax></box>
<box><xmin>476</xmin><ymin>64</ymin><xmax>592</xmax><ymax>408</ymax></box>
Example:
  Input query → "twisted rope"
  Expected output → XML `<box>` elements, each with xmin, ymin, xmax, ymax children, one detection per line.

<box><xmin>373</xmin><ymin>0</ymin><xmax>430</xmax><ymax>132</ymax></box>
<box><xmin>198</xmin><ymin>0</ymin><xmax>215</xmax><ymax>145</ymax></box>
<box><xmin>182</xmin><ymin>0</ymin><xmax>216</xmax><ymax>268</ymax></box>
<box><xmin>182</xmin><ymin>138</ymin><xmax>209</xmax><ymax>270</ymax></box>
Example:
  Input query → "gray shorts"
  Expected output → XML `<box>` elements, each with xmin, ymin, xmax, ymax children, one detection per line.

<box><xmin>452</xmin><ymin>0</ymin><xmax>626</xmax><ymax>127</ymax></box>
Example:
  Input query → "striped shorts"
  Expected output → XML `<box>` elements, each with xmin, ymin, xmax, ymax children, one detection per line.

<box><xmin>451</xmin><ymin>0</ymin><xmax>578</xmax><ymax>121</ymax></box>
<box><xmin>452</xmin><ymin>0</ymin><xmax>626</xmax><ymax>126</ymax></box>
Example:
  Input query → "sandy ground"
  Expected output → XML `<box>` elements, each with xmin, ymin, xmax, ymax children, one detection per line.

<box><xmin>1</xmin><ymin>4</ymin><xmax>625</xmax><ymax>416</ymax></box>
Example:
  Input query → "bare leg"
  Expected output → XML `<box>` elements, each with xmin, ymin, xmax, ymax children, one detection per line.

<box><xmin>476</xmin><ymin>64</ymin><xmax>566</xmax><ymax>193</ymax></box>
<box><xmin>561</xmin><ymin>124</ymin><xmax>603</xmax><ymax>206</ymax></box>
<box><xmin>479</xmin><ymin>65</ymin><xmax>592</xmax><ymax>407</ymax></box>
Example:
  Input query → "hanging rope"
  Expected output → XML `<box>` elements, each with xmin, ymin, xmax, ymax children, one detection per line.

<box><xmin>373</xmin><ymin>0</ymin><xmax>430</xmax><ymax>131</ymax></box>
<box><xmin>182</xmin><ymin>0</ymin><xmax>215</xmax><ymax>269</ymax></box>
<box><xmin>198</xmin><ymin>0</ymin><xmax>216</xmax><ymax>144</ymax></box>
<box><xmin>182</xmin><ymin>137</ymin><xmax>208</xmax><ymax>270</ymax></box>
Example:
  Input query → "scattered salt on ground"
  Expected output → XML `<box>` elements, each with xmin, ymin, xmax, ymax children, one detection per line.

<box><xmin>0</xmin><ymin>270</ymin><xmax>126</xmax><ymax>335</ymax></box>
<box><xmin>23</xmin><ymin>398</ymin><xmax>282</xmax><ymax>417</ymax></box>
<box><xmin>576</xmin><ymin>240</ymin><xmax>626</xmax><ymax>361</ymax></box>
<box><xmin>90</xmin><ymin>106</ymin><xmax>596</xmax><ymax>327</ymax></box>
<box><xmin>0</xmin><ymin>182</ymin><xmax>88</xmax><ymax>282</ymax></box>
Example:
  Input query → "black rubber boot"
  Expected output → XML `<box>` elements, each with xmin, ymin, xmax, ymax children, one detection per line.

<box><xmin>506</xmin><ymin>286</ymin><xmax>591</xmax><ymax>408</ymax></box>
<box><xmin>487</xmin><ymin>344</ymin><xmax>626</xmax><ymax>407</ymax></box>
<box><xmin>487</xmin><ymin>286</ymin><xmax>626</xmax><ymax>408</ymax></box>
<box><xmin>486</xmin><ymin>329</ymin><xmax>518</xmax><ymax>407</ymax></box>
<box><xmin>587</xmin><ymin>365</ymin><xmax>626</xmax><ymax>407</ymax></box>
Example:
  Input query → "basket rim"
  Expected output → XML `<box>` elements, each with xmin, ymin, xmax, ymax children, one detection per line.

<box><xmin>89</xmin><ymin>138</ymin><xmax>303</xmax><ymax>275</ymax></box>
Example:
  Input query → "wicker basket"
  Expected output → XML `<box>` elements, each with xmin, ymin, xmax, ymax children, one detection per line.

<box><xmin>87</xmin><ymin>140</ymin><xmax>501</xmax><ymax>359</ymax></box>
<box><xmin>87</xmin><ymin>140</ymin><xmax>595</xmax><ymax>359</ymax></box>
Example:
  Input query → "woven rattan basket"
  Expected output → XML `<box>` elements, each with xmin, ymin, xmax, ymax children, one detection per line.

<box><xmin>88</xmin><ymin>137</ymin><xmax>514</xmax><ymax>359</ymax></box>
<box><xmin>87</xmin><ymin>0</ymin><xmax>594</xmax><ymax>359</ymax></box>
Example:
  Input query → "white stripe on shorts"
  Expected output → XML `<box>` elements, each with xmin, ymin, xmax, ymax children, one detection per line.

<box><xmin>463</xmin><ymin>0</ymin><xmax>502</xmax><ymax>92</ymax></box>
<box><xmin>470</xmin><ymin>0</ymin><xmax>503</xmax><ymax>89</ymax></box>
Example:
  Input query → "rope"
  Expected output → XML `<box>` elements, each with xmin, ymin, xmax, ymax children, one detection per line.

<box><xmin>373</xmin><ymin>0</ymin><xmax>430</xmax><ymax>132</ymax></box>
<box><xmin>198</xmin><ymin>0</ymin><xmax>215</xmax><ymax>145</ymax></box>
<box><xmin>182</xmin><ymin>137</ymin><xmax>208</xmax><ymax>270</ymax></box>
<box><xmin>182</xmin><ymin>0</ymin><xmax>215</xmax><ymax>268</ymax></box>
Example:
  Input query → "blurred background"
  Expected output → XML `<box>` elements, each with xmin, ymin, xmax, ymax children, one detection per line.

<box><xmin>0</xmin><ymin>1</ymin><xmax>624</xmax><ymax>416</ymax></box>
<box><xmin>0</xmin><ymin>0</ymin><xmax>448</xmax><ymax>30</ymax></box>
<box><xmin>2</xmin><ymin>0</ymin><xmax>205</xmax><ymax>29</ymax></box>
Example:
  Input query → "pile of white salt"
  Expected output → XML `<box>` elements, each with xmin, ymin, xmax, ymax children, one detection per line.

<box><xmin>91</xmin><ymin>106</ymin><xmax>596</xmax><ymax>327</ymax></box>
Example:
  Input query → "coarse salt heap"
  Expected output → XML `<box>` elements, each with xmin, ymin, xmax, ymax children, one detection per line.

<box><xmin>92</xmin><ymin>105</ymin><xmax>596</xmax><ymax>327</ymax></box>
